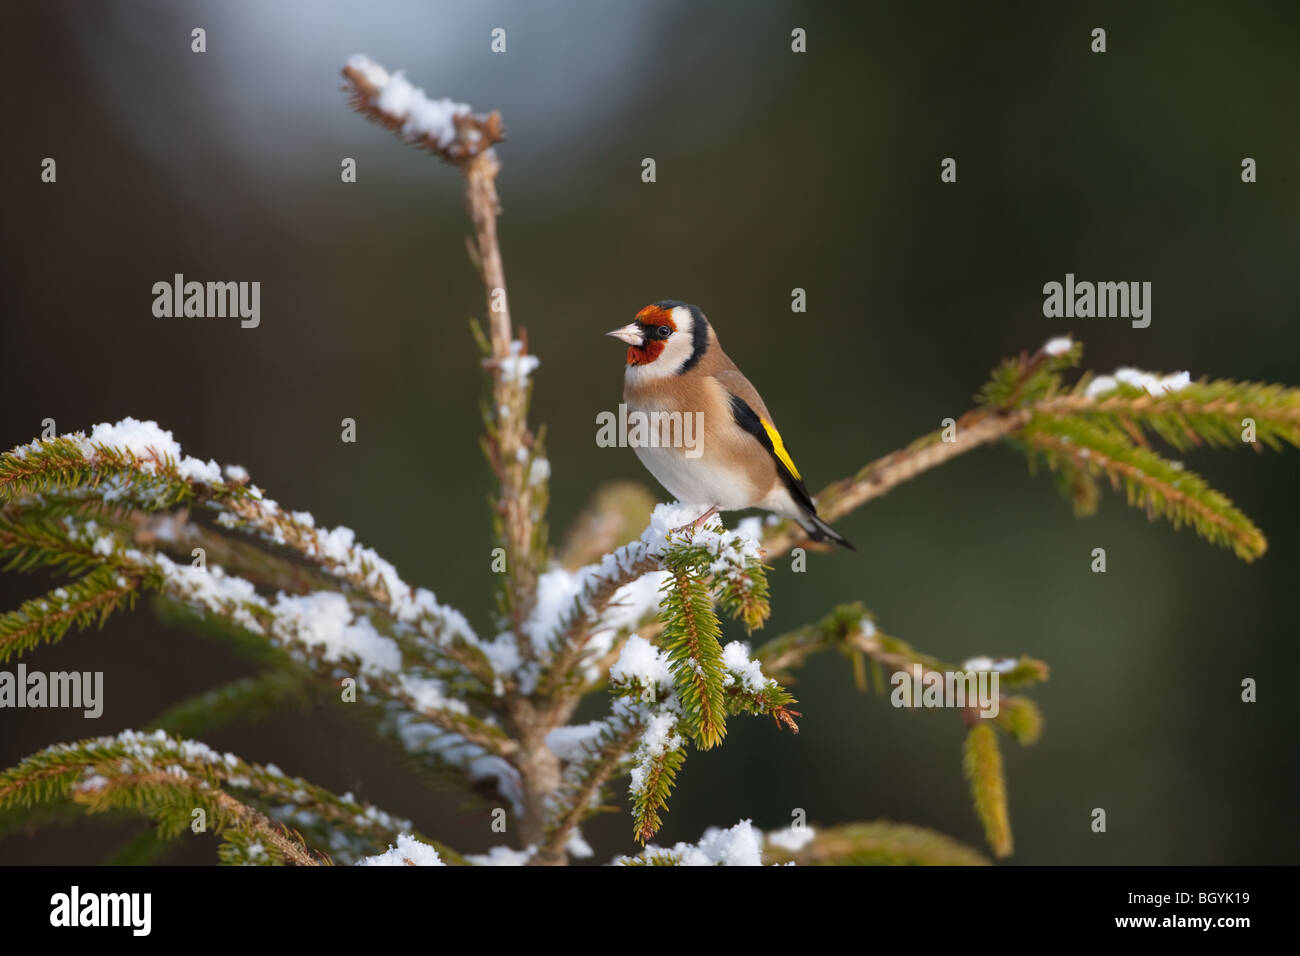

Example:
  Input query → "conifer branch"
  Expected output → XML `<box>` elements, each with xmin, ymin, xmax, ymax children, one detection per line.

<box><xmin>613</xmin><ymin>819</ymin><xmax>766</xmax><ymax>865</ymax></box>
<box><xmin>342</xmin><ymin>60</ymin><xmax>562</xmax><ymax>846</ymax></box>
<box><xmin>1023</xmin><ymin>418</ymin><xmax>1267</xmax><ymax>560</ymax></box>
<box><xmin>1041</xmin><ymin>379</ymin><xmax>1300</xmax><ymax>452</ymax></box>
<box><xmin>554</xmin><ymin>481</ymin><xmax>657</xmax><ymax>571</ymax></box>
<box><xmin>536</xmin><ymin>551</ymin><xmax>663</xmax><ymax>698</ymax></box>
<box><xmin>538</xmin><ymin>508</ymin><xmax>769</xmax><ymax>699</ymax></box>
<box><xmin>538</xmin><ymin>712</ymin><xmax>645</xmax><ymax>864</ymax></box>
<box><xmin>720</xmin><ymin>641</ymin><xmax>800</xmax><ymax>731</ymax></box>
<box><xmin>763</xmin><ymin>821</ymin><xmax>989</xmax><ymax>866</ymax></box>
<box><xmin>760</xmin><ymin>409</ymin><xmax>1032</xmax><ymax>557</ymax></box>
<box><xmin>627</xmin><ymin>706</ymin><xmax>688</xmax><ymax>844</ymax></box>
<box><xmin>659</xmin><ymin>544</ymin><xmax>729</xmax><ymax>750</ymax></box>
<box><xmin>963</xmin><ymin>723</ymin><xmax>1013</xmax><ymax>858</ymax></box>
<box><xmin>0</xmin><ymin>731</ymin><xmax>436</xmax><ymax>865</ymax></box>
<box><xmin>2</xmin><ymin>435</ymin><xmax>497</xmax><ymax>690</ymax></box>
<box><xmin>0</xmin><ymin>567</ymin><xmax>142</xmax><ymax>663</ymax></box>
<box><xmin>146</xmin><ymin>670</ymin><xmax>313</xmax><ymax>739</ymax></box>
<box><xmin>994</xmin><ymin>696</ymin><xmax>1044</xmax><ymax>745</ymax></box>
<box><xmin>753</xmin><ymin>603</ymin><xmax>1048</xmax><ymax>696</ymax></box>
<box><xmin>759</xmin><ymin>339</ymin><xmax>1300</xmax><ymax>562</ymax></box>
<box><xmin>0</xmin><ymin>437</ymin><xmax>210</xmax><ymax>507</ymax></box>
<box><xmin>1</xmin><ymin>509</ymin><xmax>131</xmax><ymax>576</ymax></box>
<box><xmin>345</xmin><ymin>54</ymin><xmax>542</xmax><ymax>654</ymax></box>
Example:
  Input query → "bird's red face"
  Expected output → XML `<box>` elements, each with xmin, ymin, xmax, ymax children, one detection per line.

<box><xmin>607</xmin><ymin>304</ymin><xmax>678</xmax><ymax>366</ymax></box>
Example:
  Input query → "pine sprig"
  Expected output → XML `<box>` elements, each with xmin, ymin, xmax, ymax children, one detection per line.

<box><xmin>714</xmin><ymin>552</ymin><xmax>770</xmax><ymax>634</ymax></box>
<box><xmin>0</xmin><ymin>438</ymin><xmax>204</xmax><ymax>508</ymax></box>
<box><xmin>0</xmin><ymin>731</ymin><xmax>435</xmax><ymax>864</ymax></box>
<box><xmin>0</xmin><ymin>567</ymin><xmax>143</xmax><ymax>663</ymax></box>
<box><xmin>963</xmin><ymin>723</ymin><xmax>1013</xmax><ymax>858</ymax></box>
<box><xmin>723</xmin><ymin>679</ymin><xmax>800</xmax><ymax>729</ymax></box>
<box><xmin>3</xmin><ymin>509</ymin><xmax>513</xmax><ymax>755</ymax></box>
<box><xmin>994</xmin><ymin>696</ymin><xmax>1044</xmax><ymax>745</ymax></box>
<box><xmin>1023</xmin><ymin>416</ymin><xmax>1267</xmax><ymax>560</ymax></box>
<box><xmin>977</xmin><ymin>339</ymin><xmax>1082</xmax><ymax>410</ymax></box>
<box><xmin>146</xmin><ymin>670</ymin><xmax>313</xmax><ymax>739</ymax></box>
<box><xmin>0</xmin><ymin>736</ymin><xmax>318</xmax><ymax>865</ymax></box>
<box><xmin>0</xmin><ymin>512</ymin><xmax>124</xmax><ymax>575</ymax></box>
<box><xmin>1038</xmin><ymin>378</ymin><xmax>1300</xmax><ymax>452</ymax></box>
<box><xmin>764</xmin><ymin>821</ymin><xmax>989</xmax><ymax>866</ymax></box>
<box><xmin>542</xmin><ymin>711</ymin><xmax>646</xmax><ymax>860</ymax></box>
<box><xmin>628</xmin><ymin>708</ymin><xmax>688</xmax><ymax>844</ymax></box>
<box><xmin>658</xmin><ymin>541</ymin><xmax>729</xmax><ymax>749</ymax></box>
<box><xmin>720</xmin><ymin>641</ymin><xmax>800</xmax><ymax>731</ymax></box>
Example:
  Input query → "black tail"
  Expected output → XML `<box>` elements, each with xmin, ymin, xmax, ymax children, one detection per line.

<box><xmin>798</xmin><ymin>512</ymin><xmax>856</xmax><ymax>551</ymax></box>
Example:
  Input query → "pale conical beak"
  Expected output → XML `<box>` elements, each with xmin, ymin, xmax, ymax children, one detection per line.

<box><xmin>606</xmin><ymin>323</ymin><xmax>644</xmax><ymax>346</ymax></box>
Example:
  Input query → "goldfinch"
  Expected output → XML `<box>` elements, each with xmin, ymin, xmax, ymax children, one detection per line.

<box><xmin>607</xmin><ymin>300</ymin><xmax>854</xmax><ymax>550</ymax></box>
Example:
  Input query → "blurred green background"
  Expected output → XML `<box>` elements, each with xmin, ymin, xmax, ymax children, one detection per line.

<box><xmin>2</xmin><ymin>0</ymin><xmax>1297</xmax><ymax>864</ymax></box>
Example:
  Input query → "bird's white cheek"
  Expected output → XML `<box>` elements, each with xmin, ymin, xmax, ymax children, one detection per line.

<box><xmin>625</xmin><ymin>362</ymin><xmax>675</xmax><ymax>386</ymax></box>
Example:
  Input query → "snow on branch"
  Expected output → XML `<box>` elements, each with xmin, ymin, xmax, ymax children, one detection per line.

<box><xmin>357</xmin><ymin>834</ymin><xmax>446</xmax><ymax>866</ymax></box>
<box><xmin>0</xmin><ymin>730</ymin><xmax>435</xmax><ymax>866</ymax></box>
<box><xmin>613</xmin><ymin>819</ymin><xmax>765</xmax><ymax>866</ymax></box>
<box><xmin>343</xmin><ymin>54</ymin><xmax>504</xmax><ymax>163</ymax></box>
<box><xmin>537</xmin><ymin>503</ymin><xmax>769</xmax><ymax>696</ymax></box>
<box><xmin>3</xmin><ymin>421</ymin><xmax>492</xmax><ymax>660</ymax></box>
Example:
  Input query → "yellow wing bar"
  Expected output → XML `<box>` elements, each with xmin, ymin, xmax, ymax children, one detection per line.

<box><xmin>760</xmin><ymin>418</ymin><xmax>801</xmax><ymax>481</ymax></box>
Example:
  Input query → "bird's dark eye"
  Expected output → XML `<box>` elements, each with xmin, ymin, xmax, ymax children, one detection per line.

<box><xmin>656</xmin><ymin>325</ymin><xmax>672</xmax><ymax>338</ymax></box>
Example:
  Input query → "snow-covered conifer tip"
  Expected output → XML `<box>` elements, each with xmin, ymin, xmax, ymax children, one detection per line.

<box><xmin>1041</xmin><ymin>336</ymin><xmax>1074</xmax><ymax>357</ymax></box>
<box><xmin>343</xmin><ymin>54</ymin><xmax>504</xmax><ymax>162</ymax></box>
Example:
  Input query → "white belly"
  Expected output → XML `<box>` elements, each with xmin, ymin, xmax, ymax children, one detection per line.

<box><xmin>632</xmin><ymin>442</ymin><xmax>756</xmax><ymax>510</ymax></box>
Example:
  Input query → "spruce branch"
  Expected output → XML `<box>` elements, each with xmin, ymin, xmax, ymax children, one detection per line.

<box><xmin>0</xmin><ymin>436</ymin><xmax>213</xmax><ymax>508</ymax></box>
<box><xmin>758</xmin><ymin>338</ymin><xmax>1299</xmax><ymax>562</ymax></box>
<box><xmin>1</xmin><ymin>509</ymin><xmax>132</xmax><ymax>576</ymax></box>
<box><xmin>113</xmin><ymin>528</ymin><xmax>515</xmax><ymax>756</ymax></box>
<box><xmin>658</xmin><ymin>542</ymin><xmax>729</xmax><ymax>750</ymax></box>
<box><xmin>537</xmin><ymin>711</ymin><xmax>646</xmax><ymax>864</ymax></box>
<box><xmin>535</xmin><ymin>550</ymin><xmax>664</xmax><ymax>698</ymax></box>
<box><xmin>538</xmin><ymin>506</ymin><xmax>769</xmax><ymax>699</ymax></box>
<box><xmin>613</xmin><ymin>819</ymin><xmax>765</xmax><ymax>865</ymax></box>
<box><xmin>603</xmin><ymin>631</ymin><xmax>795</xmax><ymax>845</ymax></box>
<box><xmin>146</xmin><ymin>670</ymin><xmax>313</xmax><ymax>739</ymax></box>
<box><xmin>2</xmin><ymin>431</ymin><xmax>497</xmax><ymax>690</ymax></box>
<box><xmin>963</xmin><ymin>722</ymin><xmax>1013</xmax><ymax>858</ymax></box>
<box><xmin>994</xmin><ymin>696</ymin><xmax>1044</xmax><ymax>745</ymax></box>
<box><xmin>344</xmin><ymin>55</ymin><xmax>542</xmax><ymax>650</ymax></box>
<box><xmin>0</xmin><ymin>566</ymin><xmax>142</xmax><ymax>663</ymax></box>
<box><xmin>555</xmin><ymin>481</ymin><xmax>657</xmax><ymax>571</ymax></box>
<box><xmin>759</xmin><ymin>408</ymin><xmax>1033</xmax><ymax>557</ymax></box>
<box><xmin>753</xmin><ymin>602</ymin><xmax>1048</xmax><ymax>699</ymax></box>
<box><xmin>1035</xmin><ymin>379</ymin><xmax>1300</xmax><ymax>453</ymax></box>
<box><xmin>627</xmin><ymin>708</ymin><xmax>688</xmax><ymax>844</ymax></box>
<box><xmin>2</xmin><ymin>466</ymin><xmax>510</xmax><ymax>758</ymax></box>
<box><xmin>1022</xmin><ymin>417</ymin><xmax>1267</xmax><ymax>560</ymax></box>
<box><xmin>720</xmin><ymin>640</ymin><xmax>800</xmax><ymax>731</ymax></box>
<box><xmin>755</xmin><ymin>601</ymin><xmax>1041</xmax><ymax>859</ymax></box>
<box><xmin>0</xmin><ymin>731</ymin><xmax>447</xmax><ymax>865</ymax></box>
<box><xmin>344</xmin><ymin>56</ymin><xmax>566</xmax><ymax>845</ymax></box>
<box><xmin>763</xmin><ymin>821</ymin><xmax>989</xmax><ymax>866</ymax></box>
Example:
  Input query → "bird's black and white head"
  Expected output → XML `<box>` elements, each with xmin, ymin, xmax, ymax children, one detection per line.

<box><xmin>606</xmin><ymin>300</ymin><xmax>711</xmax><ymax>381</ymax></box>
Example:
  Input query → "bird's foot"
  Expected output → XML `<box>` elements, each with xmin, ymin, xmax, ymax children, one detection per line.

<box><xmin>670</xmin><ymin>505</ymin><xmax>720</xmax><ymax>536</ymax></box>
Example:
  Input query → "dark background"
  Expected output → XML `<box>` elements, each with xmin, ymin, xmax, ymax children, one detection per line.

<box><xmin>2</xmin><ymin>0</ymin><xmax>1297</xmax><ymax>865</ymax></box>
